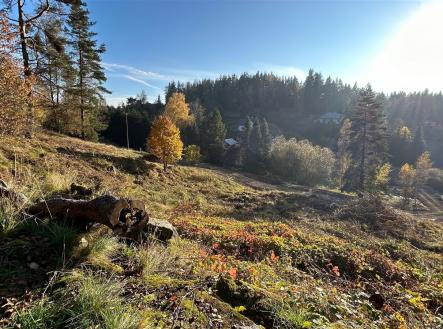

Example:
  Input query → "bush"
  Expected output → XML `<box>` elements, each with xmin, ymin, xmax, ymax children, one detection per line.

<box><xmin>182</xmin><ymin>145</ymin><xmax>202</xmax><ymax>165</ymax></box>
<box><xmin>270</xmin><ymin>136</ymin><xmax>335</xmax><ymax>186</ymax></box>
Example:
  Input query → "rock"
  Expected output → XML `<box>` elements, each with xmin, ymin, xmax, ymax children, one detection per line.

<box><xmin>79</xmin><ymin>237</ymin><xmax>89</xmax><ymax>248</ymax></box>
<box><xmin>28</xmin><ymin>262</ymin><xmax>39</xmax><ymax>270</ymax></box>
<box><xmin>147</xmin><ymin>217</ymin><xmax>178</xmax><ymax>242</ymax></box>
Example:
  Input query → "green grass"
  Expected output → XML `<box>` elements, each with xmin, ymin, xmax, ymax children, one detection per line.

<box><xmin>1</xmin><ymin>132</ymin><xmax>443</xmax><ymax>329</ymax></box>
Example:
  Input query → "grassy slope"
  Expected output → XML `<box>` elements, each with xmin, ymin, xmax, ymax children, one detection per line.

<box><xmin>0</xmin><ymin>132</ymin><xmax>442</xmax><ymax>329</ymax></box>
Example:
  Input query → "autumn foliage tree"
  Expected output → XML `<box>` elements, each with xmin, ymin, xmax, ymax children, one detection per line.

<box><xmin>398</xmin><ymin>163</ymin><xmax>416</xmax><ymax>202</ymax></box>
<box><xmin>164</xmin><ymin>92</ymin><xmax>193</xmax><ymax>128</ymax></box>
<box><xmin>147</xmin><ymin>116</ymin><xmax>183</xmax><ymax>171</ymax></box>
<box><xmin>0</xmin><ymin>15</ymin><xmax>35</xmax><ymax>136</ymax></box>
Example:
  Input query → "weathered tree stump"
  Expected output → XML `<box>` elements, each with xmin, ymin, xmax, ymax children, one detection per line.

<box><xmin>28</xmin><ymin>195</ymin><xmax>177</xmax><ymax>242</ymax></box>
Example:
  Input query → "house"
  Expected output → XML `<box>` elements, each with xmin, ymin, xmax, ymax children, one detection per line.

<box><xmin>316</xmin><ymin>112</ymin><xmax>344</xmax><ymax>124</ymax></box>
<box><xmin>224</xmin><ymin>138</ymin><xmax>238</xmax><ymax>147</ymax></box>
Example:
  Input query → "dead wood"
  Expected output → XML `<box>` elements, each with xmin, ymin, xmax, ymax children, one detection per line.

<box><xmin>28</xmin><ymin>195</ymin><xmax>177</xmax><ymax>241</ymax></box>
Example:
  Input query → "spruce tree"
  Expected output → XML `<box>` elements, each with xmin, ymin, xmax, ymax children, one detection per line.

<box><xmin>201</xmin><ymin>108</ymin><xmax>226</xmax><ymax>164</ymax></box>
<box><xmin>244</xmin><ymin>117</ymin><xmax>265</xmax><ymax>172</ymax></box>
<box><xmin>239</xmin><ymin>116</ymin><xmax>253</xmax><ymax>167</ymax></box>
<box><xmin>66</xmin><ymin>0</ymin><xmax>109</xmax><ymax>140</ymax></box>
<box><xmin>260</xmin><ymin>118</ymin><xmax>272</xmax><ymax>162</ymax></box>
<box><xmin>411</xmin><ymin>126</ymin><xmax>427</xmax><ymax>162</ymax></box>
<box><xmin>344</xmin><ymin>86</ymin><xmax>389</xmax><ymax>191</ymax></box>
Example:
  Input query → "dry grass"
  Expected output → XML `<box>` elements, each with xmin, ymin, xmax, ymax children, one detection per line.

<box><xmin>2</xmin><ymin>132</ymin><xmax>443</xmax><ymax>329</ymax></box>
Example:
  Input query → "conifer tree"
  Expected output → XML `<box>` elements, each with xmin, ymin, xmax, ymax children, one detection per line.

<box><xmin>260</xmin><ymin>118</ymin><xmax>272</xmax><ymax>162</ymax></box>
<box><xmin>337</xmin><ymin>118</ymin><xmax>352</xmax><ymax>189</ymax></box>
<box><xmin>343</xmin><ymin>86</ymin><xmax>389</xmax><ymax>191</ymax></box>
<box><xmin>411</xmin><ymin>126</ymin><xmax>427</xmax><ymax>162</ymax></box>
<box><xmin>34</xmin><ymin>17</ymin><xmax>75</xmax><ymax>132</ymax></box>
<box><xmin>200</xmin><ymin>108</ymin><xmax>226</xmax><ymax>164</ymax></box>
<box><xmin>249</xmin><ymin>117</ymin><xmax>263</xmax><ymax>154</ymax></box>
<box><xmin>66</xmin><ymin>0</ymin><xmax>109</xmax><ymax>140</ymax></box>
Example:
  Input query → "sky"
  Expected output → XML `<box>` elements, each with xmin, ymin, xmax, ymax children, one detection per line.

<box><xmin>85</xmin><ymin>0</ymin><xmax>443</xmax><ymax>106</ymax></box>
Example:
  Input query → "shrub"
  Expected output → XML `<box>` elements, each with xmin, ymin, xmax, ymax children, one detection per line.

<box><xmin>182</xmin><ymin>144</ymin><xmax>202</xmax><ymax>165</ymax></box>
<box><xmin>270</xmin><ymin>136</ymin><xmax>335</xmax><ymax>186</ymax></box>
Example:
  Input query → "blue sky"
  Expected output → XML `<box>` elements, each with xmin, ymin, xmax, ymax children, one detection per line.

<box><xmin>85</xmin><ymin>0</ymin><xmax>441</xmax><ymax>105</ymax></box>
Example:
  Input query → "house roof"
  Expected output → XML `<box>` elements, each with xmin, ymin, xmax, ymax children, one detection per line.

<box><xmin>224</xmin><ymin>138</ymin><xmax>238</xmax><ymax>146</ymax></box>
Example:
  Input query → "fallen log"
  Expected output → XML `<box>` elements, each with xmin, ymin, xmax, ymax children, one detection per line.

<box><xmin>28</xmin><ymin>195</ymin><xmax>177</xmax><ymax>242</ymax></box>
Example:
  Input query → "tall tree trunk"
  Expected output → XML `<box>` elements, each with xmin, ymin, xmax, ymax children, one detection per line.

<box><xmin>360</xmin><ymin>109</ymin><xmax>368</xmax><ymax>191</ymax></box>
<box><xmin>79</xmin><ymin>50</ymin><xmax>85</xmax><ymax>139</ymax></box>
<box><xmin>17</xmin><ymin>0</ymin><xmax>34</xmax><ymax>138</ymax></box>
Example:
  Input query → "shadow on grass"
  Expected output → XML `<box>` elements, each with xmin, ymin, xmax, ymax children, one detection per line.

<box><xmin>0</xmin><ymin>219</ymin><xmax>79</xmax><ymax>298</ymax></box>
<box><xmin>56</xmin><ymin>147</ymin><xmax>156</xmax><ymax>175</ymax></box>
<box><xmin>216</xmin><ymin>190</ymin><xmax>345</xmax><ymax>221</ymax></box>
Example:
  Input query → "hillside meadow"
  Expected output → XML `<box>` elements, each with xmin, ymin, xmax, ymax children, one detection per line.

<box><xmin>0</xmin><ymin>132</ymin><xmax>442</xmax><ymax>328</ymax></box>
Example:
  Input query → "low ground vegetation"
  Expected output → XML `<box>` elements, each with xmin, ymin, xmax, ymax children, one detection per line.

<box><xmin>0</xmin><ymin>132</ymin><xmax>442</xmax><ymax>328</ymax></box>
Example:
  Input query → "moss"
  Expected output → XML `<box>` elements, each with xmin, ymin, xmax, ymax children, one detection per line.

<box><xmin>144</xmin><ymin>274</ymin><xmax>191</xmax><ymax>288</ymax></box>
<box><xmin>138</xmin><ymin>308</ymin><xmax>169</xmax><ymax>328</ymax></box>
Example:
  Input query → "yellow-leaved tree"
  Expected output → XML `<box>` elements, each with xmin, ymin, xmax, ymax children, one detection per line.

<box><xmin>374</xmin><ymin>163</ymin><xmax>392</xmax><ymax>192</ymax></box>
<box><xmin>398</xmin><ymin>163</ymin><xmax>416</xmax><ymax>201</ymax></box>
<box><xmin>147</xmin><ymin>116</ymin><xmax>183</xmax><ymax>171</ymax></box>
<box><xmin>0</xmin><ymin>14</ymin><xmax>34</xmax><ymax>137</ymax></box>
<box><xmin>164</xmin><ymin>92</ymin><xmax>193</xmax><ymax>128</ymax></box>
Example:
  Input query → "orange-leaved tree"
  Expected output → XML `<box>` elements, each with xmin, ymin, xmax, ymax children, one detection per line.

<box><xmin>147</xmin><ymin>116</ymin><xmax>183</xmax><ymax>171</ymax></box>
<box><xmin>0</xmin><ymin>14</ymin><xmax>35</xmax><ymax>137</ymax></box>
<box><xmin>164</xmin><ymin>92</ymin><xmax>193</xmax><ymax>128</ymax></box>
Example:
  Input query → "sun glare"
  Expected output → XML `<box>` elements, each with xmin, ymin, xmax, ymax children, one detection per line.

<box><xmin>367</xmin><ymin>0</ymin><xmax>443</xmax><ymax>93</ymax></box>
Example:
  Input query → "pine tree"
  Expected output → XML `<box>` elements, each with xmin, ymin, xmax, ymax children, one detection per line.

<box><xmin>34</xmin><ymin>17</ymin><xmax>75</xmax><ymax>132</ymax></box>
<box><xmin>66</xmin><ymin>0</ymin><xmax>109</xmax><ymax>140</ymax></box>
<box><xmin>344</xmin><ymin>86</ymin><xmax>389</xmax><ymax>191</ymax></box>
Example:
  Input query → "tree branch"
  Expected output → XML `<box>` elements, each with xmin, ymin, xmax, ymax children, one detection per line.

<box><xmin>26</xmin><ymin>0</ymin><xmax>50</xmax><ymax>23</ymax></box>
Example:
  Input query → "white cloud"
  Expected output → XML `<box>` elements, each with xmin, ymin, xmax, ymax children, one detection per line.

<box><xmin>103</xmin><ymin>63</ymin><xmax>167</xmax><ymax>81</ymax></box>
<box><xmin>122</xmin><ymin>75</ymin><xmax>161</xmax><ymax>90</ymax></box>
<box><xmin>366</xmin><ymin>0</ymin><xmax>443</xmax><ymax>93</ymax></box>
